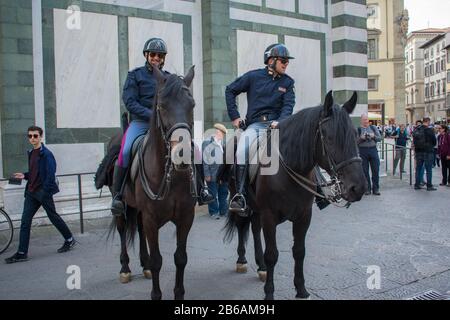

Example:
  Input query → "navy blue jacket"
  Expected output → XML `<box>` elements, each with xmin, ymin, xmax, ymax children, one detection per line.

<box><xmin>24</xmin><ymin>144</ymin><xmax>59</xmax><ymax>195</ymax></box>
<box><xmin>122</xmin><ymin>65</ymin><xmax>170</xmax><ymax>122</ymax></box>
<box><xmin>225</xmin><ymin>68</ymin><xmax>295</xmax><ymax>125</ymax></box>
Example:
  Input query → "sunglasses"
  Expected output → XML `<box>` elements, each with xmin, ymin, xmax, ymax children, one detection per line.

<box><xmin>28</xmin><ymin>134</ymin><xmax>40</xmax><ymax>139</ymax></box>
<box><xmin>149</xmin><ymin>52</ymin><xmax>165</xmax><ymax>59</ymax></box>
<box><xmin>278</xmin><ymin>58</ymin><xmax>289</xmax><ymax>64</ymax></box>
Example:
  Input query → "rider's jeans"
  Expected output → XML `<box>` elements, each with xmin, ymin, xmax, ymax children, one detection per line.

<box><xmin>118</xmin><ymin>120</ymin><xmax>149</xmax><ymax>168</ymax></box>
<box><xmin>235</xmin><ymin>121</ymin><xmax>271</xmax><ymax>165</ymax></box>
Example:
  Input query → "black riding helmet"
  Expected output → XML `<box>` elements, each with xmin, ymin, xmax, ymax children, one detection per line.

<box><xmin>143</xmin><ymin>38</ymin><xmax>167</xmax><ymax>69</ymax></box>
<box><xmin>263</xmin><ymin>43</ymin><xmax>294</xmax><ymax>65</ymax></box>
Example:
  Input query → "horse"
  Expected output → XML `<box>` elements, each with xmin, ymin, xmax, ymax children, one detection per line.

<box><xmin>95</xmin><ymin>130</ymin><xmax>152</xmax><ymax>284</ymax></box>
<box><xmin>224</xmin><ymin>91</ymin><xmax>367</xmax><ymax>300</ymax></box>
<box><xmin>117</xmin><ymin>66</ymin><xmax>197</xmax><ymax>300</ymax></box>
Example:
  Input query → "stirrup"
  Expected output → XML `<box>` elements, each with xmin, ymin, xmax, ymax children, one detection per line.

<box><xmin>229</xmin><ymin>193</ymin><xmax>248</xmax><ymax>217</ymax></box>
<box><xmin>111</xmin><ymin>196</ymin><xmax>125</xmax><ymax>217</ymax></box>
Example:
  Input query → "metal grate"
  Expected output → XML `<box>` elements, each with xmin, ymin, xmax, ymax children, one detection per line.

<box><xmin>406</xmin><ymin>289</ymin><xmax>450</xmax><ymax>300</ymax></box>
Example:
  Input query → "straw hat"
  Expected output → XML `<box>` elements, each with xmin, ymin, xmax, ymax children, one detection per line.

<box><xmin>213</xmin><ymin>123</ymin><xmax>227</xmax><ymax>134</ymax></box>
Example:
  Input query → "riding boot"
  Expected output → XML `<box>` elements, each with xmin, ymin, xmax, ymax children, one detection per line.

<box><xmin>111</xmin><ymin>165</ymin><xmax>127</xmax><ymax>217</ymax></box>
<box><xmin>195</xmin><ymin>164</ymin><xmax>214</xmax><ymax>205</ymax></box>
<box><xmin>315</xmin><ymin>185</ymin><xmax>330</xmax><ymax>210</ymax></box>
<box><xmin>229</xmin><ymin>164</ymin><xmax>249</xmax><ymax>216</ymax></box>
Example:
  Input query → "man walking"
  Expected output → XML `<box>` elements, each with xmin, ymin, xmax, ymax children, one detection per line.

<box><xmin>391</xmin><ymin>124</ymin><xmax>409</xmax><ymax>175</ymax></box>
<box><xmin>5</xmin><ymin>126</ymin><xmax>75</xmax><ymax>264</ymax></box>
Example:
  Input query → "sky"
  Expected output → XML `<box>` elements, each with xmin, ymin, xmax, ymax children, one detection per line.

<box><xmin>404</xmin><ymin>0</ymin><xmax>450</xmax><ymax>32</ymax></box>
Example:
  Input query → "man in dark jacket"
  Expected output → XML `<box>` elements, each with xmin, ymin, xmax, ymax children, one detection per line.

<box><xmin>413</xmin><ymin>117</ymin><xmax>437</xmax><ymax>191</ymax></box>
<box><xmin>5</xmin><ymin>126</ymin><xmax>75</xmax><ymax>264</ymax></box>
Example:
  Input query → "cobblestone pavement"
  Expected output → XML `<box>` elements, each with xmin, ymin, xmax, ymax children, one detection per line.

<box><xmin>1</xmin><ymin>171</ymin><xmax>449</xmax><ymax>300</ymax></box>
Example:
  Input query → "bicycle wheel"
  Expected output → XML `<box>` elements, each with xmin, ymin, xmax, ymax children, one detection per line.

<box><xmin>0</xmin><ymin>208</ymin><xmax>14</xmax><ymax>254</ymax></box>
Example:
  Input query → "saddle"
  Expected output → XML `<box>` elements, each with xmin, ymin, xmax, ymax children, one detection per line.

<box><xmin>130</xmin><ymin>134</ymin><xmax>148</xmax><ymax>183</ymax></box>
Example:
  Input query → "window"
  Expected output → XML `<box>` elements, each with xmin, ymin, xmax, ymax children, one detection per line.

<box><xmin>406</xmin><ymin>92</ymin><xmax>409</xmax><ymax>105</ymax></box>
<box><xmin>437</xmin><ymin>44</ymin><xmax>440</xmax><ymax>52</ymax></box>
<box><xmin>425</xmin><ymin>84</ymin><xmax>429</xmax><ymax>98</ymax></box>
<box><xmin>436</xmin><ymin>59</ymin><xmax>440</xmax><ymax>73</ymax></box>
<box><xmin>411</xmin><ymin>88</ymin><xmax>415</xmax><ymax>104</ymax></box>
<box><xmin>431</xmin><ymin>82</ymin><xmax>435</xmax><ymax>97</ymax></box>
<box><xmin>425</xmin><ymin>63</ymin><xmax>429</xmax><ymax>77</ymax></box>
<box><xmin>431</xmin><ymin>47</ymin><xmax>434</xmax><ymax>58</ymax></box>
<box><xmin>447</xmin><ymin>93</ymin><xmax>450</xmax><ymax>107</ymax></box>
<box><xmin>368</xmin><ymin>39</ymin><xmax>377</xmax><ymax>60</ymax></box>
<box><xmin>410</xmin><ymin>66</ymin><xmax>414</xmax><ymax>82</ymax></box>
<box><xmin>406</xmin><ymin>71</ymin><xmax>409</xmax><ymax>83</ymax></box>
<box><xmin>410</xmin><ymin>50</ymin><xmax>413</xmax><ymax>61</ymax></box>
<box><xmin>424</xmin><ymin>50</ymin><xmax>429</xmax><ymax>60</ymax></box>
<box><xmin>437</xmin><ymin>80</ymin><xmax>441</xmax><ymax>95</ymax></box>
<box><xmin>447</xmin><ymin>52</ymin><xmax>450</xmax><ymax>63</ymax></box>
<box><xmin>441</xmin><ymin>58</ymin><xmax>445</xmax><ymax>71</ymax></box>
<box><xmin>447</xmin><ymin>70</ymin><xmax>450</xmax><ymax>83</ymax></box>
<box><xmin>430</xmin><ymin>63</ymin><xmax>434</xmax><ymax>75</ymax></box>
<box><xmin>368</xmin><ymin>77</ymin><xmax>378</xmax><ymax>91</ymax></box>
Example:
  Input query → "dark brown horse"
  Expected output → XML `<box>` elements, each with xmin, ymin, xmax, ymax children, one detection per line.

<box><xmin>224</xmin><ymin>91</ymin><xmax>367</xmax><ymax>300</ymax></box>
<box><xmin>120</xmin><ymin>66</ymin><xmax>197</xmax><ymax>300</ymax></box>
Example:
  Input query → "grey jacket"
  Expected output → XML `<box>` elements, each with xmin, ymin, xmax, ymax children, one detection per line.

<box><xmin>357</xmin><ymin>125</ymin><xmax>381</xmax><ymax>148</ymax></box>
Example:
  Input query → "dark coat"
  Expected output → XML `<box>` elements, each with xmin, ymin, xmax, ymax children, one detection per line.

<box><xmin>225</xmin><ymin>67</ymin><xmax>295</xmax><ymax>125</ymax></box>
<box><xmin>24</xmin><ymin>144</ymin><xmax>59</xmax><ymax>195</ymax></box>
<box><xmin>438</xmin><ymin>132</ymin><xmax>450</xmax><ymax>159</ymax></box>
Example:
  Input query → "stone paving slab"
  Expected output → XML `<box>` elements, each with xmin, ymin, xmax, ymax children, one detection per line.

<box><xmin>0</xmin><ymin>171</ymin><xmax>449</xmax><ymax>300</ymax></box>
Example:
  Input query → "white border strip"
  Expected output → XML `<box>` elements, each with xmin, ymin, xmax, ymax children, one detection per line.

<box><xmin>332</xmin><ymin>52</ymin><xmax>368</xmax><ymax>67</ymax></box>
<box><xmin>331</xmin><ymin>1</ymin><xmax>367</xmax><ymax>18</ymax></box>
<box><xmin>332</xmin><ymin>26</ymin><xmax>367</xmax><ymax>42</ymax></box>
<box><xmin>332</xmin><ymin>77</ymin><xmax>367</xmax><ymax>91</ymax></box>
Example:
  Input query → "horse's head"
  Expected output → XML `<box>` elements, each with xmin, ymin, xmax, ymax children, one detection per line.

<box><xmin>153</xmin><ymin>66</ymin><xmax>195</xmax><ymax>171</ymax></box>
<box><xmin>316</xmin><ymin>91</ymin><xmax>367</xmax><ymax>202</ymax></box>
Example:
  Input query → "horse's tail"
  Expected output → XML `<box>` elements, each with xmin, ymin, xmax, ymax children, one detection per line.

<box><xmin>107</xmin><ymin>208</ymin><xmax>139</xmax><ymax>246</ymax></box>
<box><xmin>223</xmin><ymin>212</ymin><xmax>251</xmax><ymax>245</ymax></box>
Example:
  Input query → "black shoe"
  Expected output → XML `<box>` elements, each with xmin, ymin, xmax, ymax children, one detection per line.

<box><xmin>372</xmin><ymin>190</ymin><xmax>381</xmax><ymax>196</ymax></box>
<box><xmin>200</xmin><ymin>187</ymin><xmax>215</xmax><ymax>205</ymax></box>
<box><xmin>426</xmin><ymin>186</ymin><xmax>437</xmax><ymax>191</ymax></box>
<box><xmin>414</xmin><ymin>185</ymin><xmax>422</xmax><ymax>190</ymax></box>
<box><xmin>5</xmin><ymin>252</ymin><xmax>28</xmax><ymax>264</ymax></box>
<box><xmin>57</xmin><ymin>239</ymin><xmax>76</xmax><ymax>253</ymax></box>
<box><xmin>419</xmin><ymin>182</ymin><xmax>426</xmax><ymax>187</ymax></box>
<box><xmin>364</xmin><ymin>190</ymin><xmax>371</xmax><ymax>195</ymax></box>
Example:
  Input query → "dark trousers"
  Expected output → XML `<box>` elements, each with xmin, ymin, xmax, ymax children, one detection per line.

<box><xmin>441</xmin><ymin>158</ymin><xmax>450</xmax><ymax>185</ymax></box>
<box><xmin>18</xmin><ymin>189</ymin><xmax>72</xmax><ymax>254</ymax></box>
<box><xmin>393</xmin><ymin>147</ymin><xmax>406</xmax><ymax>174</ymax></box>
<box><xmin>415</xmin><ymin>152</ymin><xmax>434</xmax><ymax>187</ymax></box>
<box><xmin>359</xmin><ymin>146</ymin><xmax>380</xmax><ymax>191</ymax></box>
<box><xmin>206</xmin><ymin>181</ymin><xmax>229</xmax><ymax>216</ymax></box>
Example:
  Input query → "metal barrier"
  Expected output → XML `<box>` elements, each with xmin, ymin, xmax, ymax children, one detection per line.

<box><xmin>377</xmin><ymin>141</ymin><xmax>414</xmax><ymax>186</ymax></box>
<box><xmin>0</xmin><ymin>172</ymin><xmax>107</xmax><ymax>234</ymax></box>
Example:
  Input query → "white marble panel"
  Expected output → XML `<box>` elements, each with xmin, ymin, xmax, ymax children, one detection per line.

<box><xmin>333</xmin><ymin>77</ymin><xmax>367</xmax><ymax>91</ymax></box>
<box><xmin>266</xmin><ymin>0</ymin><xmax>295</xmax><ymax>12</ymax></box>
<box><xmin>285</xmin><ymin>36</ymin><xmax>322</xmax><ymax>111</ymax></box>
<box><xmin>333</xmin><ymin>52</ymin><xmax>368</xmax><ymax>68</ymax></box>
<box><xmin>236</xmin><ymin>31</ymin><xmax>278</xmax><ymax>116</ymax></box>
<box><xmin>332</xmin><ymin>1</ymin><xmax>367</xmax><ymax>18</ymax></box>
<box><xmin>47</xmin><ymin>143</ymin><xmax>105</xmax><ymax>175</ymax></box>
<box><xmin>299</xmin><ymin>0</ymin><xmax>325</xmax><ymax>18</ymax></box>
<box><xmin>232</xmin><ymin>0</ymin><xmax>262</xmax><ymax>6</ymax></box>
<box><xmin>332</xmin><ymin>26</ymin><xmax>367</xmax><ymax>42</ymax></box>
<box><xmin>54</xmin><ymin>9</ymin><xmax>120</xmax><ymax>128</ymax></box>
<box><xmin>128</xmin><ymin>18</ymin><xmax>184</xmax><ymax>75</ymax></box>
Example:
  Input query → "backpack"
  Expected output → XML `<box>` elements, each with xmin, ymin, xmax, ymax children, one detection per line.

<box><xmin>412</xmin><ymin>125</ymin><xmax>428</xmax><ymax>150</ymax></box>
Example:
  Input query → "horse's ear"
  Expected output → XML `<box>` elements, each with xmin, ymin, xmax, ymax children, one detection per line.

<box><xmin>343</xmin><ymin>91</ymin><xmax>358</xmax><ymax>114</ymax></box>
<box><xmin>153</xmin><ymin>65</ymin><xmax>166</xmax><ymax>85</ymax></box>
<box><xmin>323</xmin><ymin>90</ymin><xmax>333</xmax><ymax>117</ymax></box>
<box><xmin>184</xmin><ymin>65</ymin><xmax>195</xmax><ymax>87</ymax></box>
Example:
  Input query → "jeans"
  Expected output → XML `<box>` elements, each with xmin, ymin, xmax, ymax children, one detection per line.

<box><xmin>118</xmin><ymin>120</ymin><xmax>149</xmax><ymax>168</ymax></box>
<box><xmin>18</xmin><ymin>189</ymin><xmax>73</xmax><ymax>254</ymax></box>
<box><xmin>393</xmin><ymin>147</ymin><xmax>406</xmax><ymax>174</ymax></box>
<box><xmin>235</xmin><ymin>121</ymin><xmax>271</xmax><ymax>165</ymax></box>
<box><xmin>207</xmin><ymin>181</ymin><xmax>229</xmax><ymax>216</ymax></box>
<box><xmin>415</xmin><ymin>152</ymin><xmax>434</xmax><ymax>187</ymax></box>
<box><xmin>359</xmin><ymin>146</ymin><xmax>380</xmax><ymax>191</ymax></box>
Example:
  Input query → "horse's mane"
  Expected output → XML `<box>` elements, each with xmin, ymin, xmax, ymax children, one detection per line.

<box><xmin>279</xmin><ymin>104</ymin><xmax>357</xmax><ymax>172</ymax></box>
<box><xmin>159</xmin><ymin>74</ymin><xmax>195</xmax><ymax>105</ymax></box>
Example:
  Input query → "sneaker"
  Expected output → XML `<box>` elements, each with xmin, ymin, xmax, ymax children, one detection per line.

<box><xmin>372</xmin><ymin>190</ymin><xmax>381</xmax><ymax>196</ymax></box>
<box><xmin>57</xmin><ymin>239</ymin><xmax>76</xmax><ymax>253</ymax></box>
<box><xmin>210</xmin><ymin>214</ymin><xmax>220</xmax><ymax>220</ymax></box>
<box><xmin>426</xmin><ymin>186</ymin><xmax>437</xmax><ymax>191</ymax></box>
<box><xmin>439</xmin><ymin>183</ymin><xmax>447</xmax><ymax>186</ymax></box>
<box><xmin>5</xmin><ymin>252</ymin><xmax>28</xmax><ymax>264</ymax></box>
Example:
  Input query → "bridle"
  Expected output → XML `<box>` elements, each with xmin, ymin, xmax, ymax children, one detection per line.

<box><xmin>138</xmin><ymin>87</ymin><xmax>196</xmax><ymax>201</ymax></box>
<box><xmin>278</xmin><ymin>115</ymin><xmax>361</xmax><ymax>207</ymax></box>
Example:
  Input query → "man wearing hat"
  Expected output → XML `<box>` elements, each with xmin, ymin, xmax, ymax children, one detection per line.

<box><xmin>202</xmin><ymin>123</ymin><xmax>229</xmax><ymax>219</ymax></box>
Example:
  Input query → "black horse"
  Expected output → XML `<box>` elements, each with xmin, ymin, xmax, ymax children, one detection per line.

<box><xmin>224</xmin><ymin>91</ymin><xmax>367</xmax><ymax>300</ymax></box>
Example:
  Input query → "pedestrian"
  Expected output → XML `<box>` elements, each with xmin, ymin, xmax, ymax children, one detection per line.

<box><xmin>413</xmin><ymin>117</ymin><xmax>437</xmax><ymax>191</ymax></box>
<box><xmin>433</xmin><ymin>125</ymin><xmax>441</xmax><ymax>168</ymax></box>
<box><xmin>202</xmin><ymin>123</ymin><xmax>229</xmax><ymax>219</ymax></box>
<box><xmin>437</xmin><ymin>124</ymin><xmax>450</xmax><ymax>186</ymax></box>
<box><xmin>391</xmin><ymin>124</ymin><xmax>409</xmax><ymax>175</ymax></box>
<box><xmin>358</xmin><ymin>114</ymin><xmax>382</xmax><ymax>195</ymax></box>
<box><xmin>5</xmin><ymin>126</ymin><xmax>76</xmax><ymax>264</ymax></box>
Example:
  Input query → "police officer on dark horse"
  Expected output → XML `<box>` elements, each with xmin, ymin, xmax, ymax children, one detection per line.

<box><xmin>225</xmin><ymin>43</ymin><xmax>330</xmax><ymax>216</ymax></box>
<box><xmin>110</xmin><ymin>37</ymin><xmax>213</xmax><ymax>217</ymax></box>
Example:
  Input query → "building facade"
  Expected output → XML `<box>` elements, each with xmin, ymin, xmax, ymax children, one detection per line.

<box><xmin>404</xmin><ymin>29</ymin><xmax>446</xmax><ymax>124</ymax></box>
<box><xmin>0</xmin><ymin>0</ymin><xmax>368</xmax><ymax>177</ymax></box>
<box><xmin>367</xmin><ymin>0</ymin><xmax>406</xmax><ymax>124</ymax></box>
<box><xmin>445</xmin><ymin>32</ymin><xmax>450</xmax><ymax>119</ymax></box>
<box><xmin>421</xmin><ymin>32</ymin><xmax>448</xmax><ymax>123</ymax></box>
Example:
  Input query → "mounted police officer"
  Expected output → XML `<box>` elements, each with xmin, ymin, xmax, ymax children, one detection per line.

<box><xmin>111</xmin><ymin>38</ymin><xmax>213</xmax><ymax>216</ymax></box>
<box><xmin>225</xmin><ymin>44</ymin><xmax>295</xmax><ymax>216</ymax></box>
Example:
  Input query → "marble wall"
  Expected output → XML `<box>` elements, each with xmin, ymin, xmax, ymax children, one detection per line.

<box><xmin>47</xmin><ymin>143</ymin><xmax>105</xmax><ymax>174</ymax></box>
<box><xmin>299</xmin><ymin>0</ymin><xmax>326</xmax><ymax>18</ymax></box>
<box><xmin>266</xmin><ymin>0</ymin><xmax>296</xmax><ymax>12</ymax></box>
<box><xmin>53</xmin><ymin>9</ymin><xmax>120</xmax><ymax>128</ymax></box>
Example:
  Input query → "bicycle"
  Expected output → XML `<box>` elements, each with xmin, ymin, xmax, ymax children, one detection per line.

<box><xmin>0</xmin><ymin>207</ymin><xmax>14</xmax><ymax>254</ymax></box>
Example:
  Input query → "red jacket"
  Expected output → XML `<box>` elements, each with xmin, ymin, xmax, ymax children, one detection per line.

<box><xmin>437</xmin><ymin>133</ymin><xmax>450</xmax><ymax>158</ymax></box>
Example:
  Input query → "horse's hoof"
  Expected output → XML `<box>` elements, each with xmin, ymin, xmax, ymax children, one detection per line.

<box><xmin>236</xmin><ymin>263</ymin><xmax>248</xmax><ymax>273</ymax></box>
<box><xmin>257</xmin><ymin>271</ymin><xmax>267</xmax><ymax>282</ymax></box>
<box><xmin>119</xmin><ymin>272</ymin><xmax>131</xmax><ymax>283</ymax></box>
<box><xmin>143</xmin><ymin>270</ymin><xmax>152</xmax><ymax>279</ymax></box>
<box><xmin>295</xmin><ymin>295</ymin><xmax>311</xmax><ymax>300</ymax></box>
